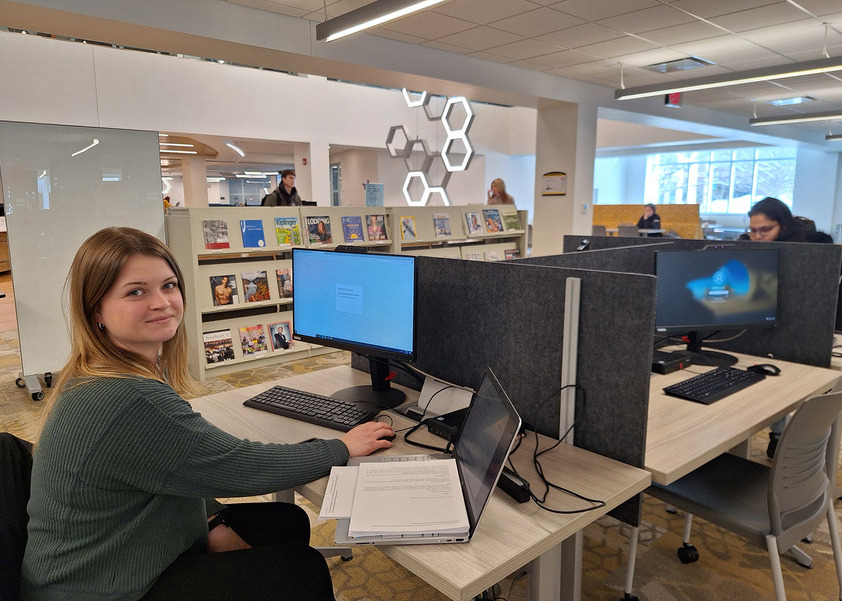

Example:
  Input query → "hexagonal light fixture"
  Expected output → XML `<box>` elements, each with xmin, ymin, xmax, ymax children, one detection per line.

<box><xmin>441</xmin><ymin>96</ymin><xmax>474</xmax><ymax>135</ymax></box>
<box><xmin>402</xmin><ymin>88</ymin><xmax>428</xmax><ymax>108</ymax></box>
<box><xmin>426</xmin><ymin>186</ymin><xmax>451</xmax><ymax>206</ymax></box>
<box><xmin>402</xmin><ymin>171</ymin><xmax>430</xmax><ymax>206</ymax></box>
<box><xmin>385</xmin><ymin>125</ymin><xmax>410</xmax><ymax>158</ymax></box>
<box><xmin>403</xmin><ymin>138</ymin><xmax>433</xmax><ymax>173</ymax></box>
<box><xmin>442</xmin><ymin>135</ymin><xmax>474</xmax><ymax>172</ymax></box>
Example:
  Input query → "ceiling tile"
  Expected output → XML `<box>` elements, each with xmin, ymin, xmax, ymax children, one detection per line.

<box><xmin>596</xmin><ymin>5</ymin><xmax>697</xmax><ymax>35</ymax></box>
<box><xmin>549</xmin><ymin>0</ymin><xmax>660</xmax><ymax>22</ymax></box>
<box><xmin>638</xmin><ymin>21</ymin><xmax>729</xmax><ymax>46</ymax></box>
<box><xmin>707</xmin><ymin>3</ymin><xmax>810</xmax><ymax>33</ymax></box>
<box><xmin>616</xmin><ymin>47</ymin><xmax>694</xmax><ymax>68</ymax></box>
<box><xmin>667</xmin><ymin>0</ymin><xmax>783</xmax><ymax>20</ymax></box>
<box><xmin>574</xmin><ymin>35</ymin><xmax>660</xmax><ymax>59</ymax></box>
<box><xmin>431</xmin><ymin>0</ymin><xmax>540</xmax><ymax>26</ymax></box>
<box><xmin>794</xmin><ymin>1</ymin><xmax>842</xmax><ymax>18</ymax></box>
<box><xmin>378</xmin><ymin>11</ymin><xmax>475</xmax><ymax>39</ymax></box>
<box><xmin>536</xmin><ymin>22</ymin><xmax>625</xmax><ymax>49</ymax></box>
<box><xmin>371</xmin><ymin>29</ymin><xmax>428</xmax><ymax>44</ymax></box>
<box><xmin>671</xmin><ymin>36</ymin><xmax>780</xmax><ymax>64</ymax></box>
<box><xmin>493</xmin><ymin>7</ymin><xmax>586</xmax><ymax>38</ymax></box>
<box><xmin>482</xmin><ymin>38</ymin><xmax>568</xmax><ymax>61</ymax></box>
<box><xmin>738</xmin><ymin>19</ymin><xmax>832</xmax><ymax>55</ymax></box>
<box><xmin>433</xmin><ymin>25</ymin><xmax>524</xmax><ymax>52</ymax></box>
<box><xmin>510</xmin><ymin>49</ymin><xmax>599</xmax><ymax>70</ymax></box>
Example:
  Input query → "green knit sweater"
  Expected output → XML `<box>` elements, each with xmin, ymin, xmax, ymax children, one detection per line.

<box><xmin>21</xmin><ymin>376</ymin><xmax>349</xmax><ymax>601</ymax></box>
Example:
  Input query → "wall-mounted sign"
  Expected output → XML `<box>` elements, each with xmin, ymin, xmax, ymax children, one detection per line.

<box><xmin>541</xmin><ymin>171</ymin><xmax>567</xmax><ymax>196</ymax></box>
<box><xmin>364</xmin><ymin>183</ymin><xmax>384</xmax><ymax>206</ymax></box>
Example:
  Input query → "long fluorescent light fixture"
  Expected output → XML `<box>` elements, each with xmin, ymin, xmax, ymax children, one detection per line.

<box><xmin>749</xmin><ymin>110</ymin><xmax>842</xmax><ymax>127</ymax></box>
<box><xmin>316</xmin><ymin>0</ymin><xmax>448</xmax><ymax>42</ymax></box>
<box><xmin>71</xmin><ymin>138</ymin><xmax>99</xmax><ymax>157</ymax></box>
<box><xmin>225</xmin><ymin>142</ymin><xmax>245</xmax><ymax>157</ymax></box>
<box><xmin>615</xmin><ymin>55</ymin><xmax>842</xmax><ymax>101</ymax></box>
<box><xmin>825</xmin><ymin>134</ymin><xmax>842</xmax><ymax>141</ymax></box>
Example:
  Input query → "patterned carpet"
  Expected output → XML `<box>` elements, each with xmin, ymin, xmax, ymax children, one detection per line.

<box><xmin>3</xmin><ymin>321</ymin><xmax>842</xmax><ymax>600</ymax></box>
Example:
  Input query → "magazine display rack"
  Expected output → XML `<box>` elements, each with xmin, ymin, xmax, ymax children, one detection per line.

<box><xmin>166</xmin><ymin>205</ymin><xmax>528</xmax><ymax>380</ymax></box>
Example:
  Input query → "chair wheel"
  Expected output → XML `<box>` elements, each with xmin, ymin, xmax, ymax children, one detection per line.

<box><xmin>620</xmin><ymin>594</ymin><xmax>640</xmax><ymax>601</ymax></box>
<box><xmin>677</xmin><ymin>543</ymin><xmax>699</xmax><ymax>564</ymax></box>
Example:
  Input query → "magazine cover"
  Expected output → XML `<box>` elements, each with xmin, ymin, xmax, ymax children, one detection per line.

<box><xmin>366</xmin><ymin>214</ymin><xmax>387</xmax><ymax>240</ymax></box>
<box><xmin>504</xmin><ymin>248</ymin><xmax>521</xmax><ymax>260</ymax></box>
<box><xmin>502</xmin><ymin>211</ymin><xmax>522</xmax><ymax>231</ymax></box>
<box><xmin>203</xmin><ymin>329</ymin><xmax>234</xmax><ymax>364</ymax></box>
<box><xmin>268</xmin><ymin>321</ymin><xmax>293</xmax><ymax>351</ymax></box>
<box><xmin>276</xmin><ymin>268</ymin><xmax>293</xmax><ymax>298</ymax></box>
<box><xmin>341</xmin><ymin>215</ymin><xmax>365</xmax><ymax>242</ymax></box>
<box><xmin>202</xmin><ymin>219</ymin><xmax>230</xmax><ymax>250</ymax></box>
<box><xmin>239</xmin><ymin>324</ymin><xmax>268</xmax><ymax>356</ymax></box>
<box><xmin>307</xmin><ymin>216</ymin><xmax>332</xmax><ymax>244</ymax></box>
<box><xmin>482</xmin><ymin>208</ymin><xmax>504</xmax><ymax>233</ymax></box>
<box><xmin>274</xmin><ymin>216</ymin><xmax>301</xmax><ymax>246</ymax></box>
<box><xmin>463</xmin><ymin>252</ymin><xmax>482</xmax><ymax>261</ymax></box>
<box><xmin>241</xmin><ymin>270</ymin><xmax>271</xmax><ymax>303</ymax></box>
<box><xmin>464</xmin><ymin>211</ymin><xmax>484</xmax><ymax>236</ymax></box>
<box><xmin>433</xmin><ymin>213</ymin><xmax>452</xmax><ymax>238</ymax></box>
<box><xmin>400</xmin><ymin>215</ymin><xmax>417</xmax><ymax>241</ymax></box>
<box><xmin>240</xmin><ymin>219</ymin><xmax>266</xmax><ymax>248</ymax></box>
<box><xmin>209</xmin><ymin>274</ymin><xmax>239</xmax><ymax>307</ymax></box>
<box><xmin>485</xmin><ymin>250</ymin><xmax>500</xmax><ymax>261</ymax></box>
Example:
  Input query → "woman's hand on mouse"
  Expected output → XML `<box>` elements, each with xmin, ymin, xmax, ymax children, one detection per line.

<box><xmin>341</xmin><ymin>421</ymin><xmax>395</xmax><ymax>456</ymax></box>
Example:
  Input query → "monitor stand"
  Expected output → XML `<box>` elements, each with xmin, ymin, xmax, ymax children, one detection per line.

<box><xmin>683</xmin><ymin>331</ymin><xmax>738</xmax><ymax>368</ymax></box>
<box><xmin>331</xmin><ymin>356</ymin><xmax>407</xmax><ymax>409</ymax></box>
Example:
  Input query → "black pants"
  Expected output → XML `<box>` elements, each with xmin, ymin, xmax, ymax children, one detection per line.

<box><xmin>0</xmin><ymin>432</ymin><xmax>33</xmax><ymax>601</ymax></box>
<box><xmin>141</xmin><ymin>502</ymin><xmax>335</xmax><ymax>601</ymax></box>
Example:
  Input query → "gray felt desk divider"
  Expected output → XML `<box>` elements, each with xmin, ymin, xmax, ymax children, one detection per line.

<box><xmin>352</xmin><ymin>255</ymin><xmax>656</xmax><ymax>526</ymax></box>
<box><xmin>563</xmin><ymin>235</ymin><xmax>842</xmax><ymax>367</ymax></box>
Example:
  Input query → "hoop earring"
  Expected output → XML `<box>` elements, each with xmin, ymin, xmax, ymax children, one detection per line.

<box><xmin>97</xmin><ymin>322</ymin><xmax>105</xmax><ymax>331</ymax></box>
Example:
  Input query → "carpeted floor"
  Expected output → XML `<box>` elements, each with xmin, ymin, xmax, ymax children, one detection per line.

<box><xmin>3</xmin><ymin>276</ymin><xmax>842</xmax><ymax>600</ymax></box>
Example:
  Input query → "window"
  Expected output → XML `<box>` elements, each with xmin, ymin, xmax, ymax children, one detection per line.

<box><xmin>643</xmin><ymin>147</ymin><xmax>796</xmax><ymax>214</ymax></box>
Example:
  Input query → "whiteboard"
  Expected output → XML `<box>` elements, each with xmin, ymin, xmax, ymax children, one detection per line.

<box><xmin>0</xmin><ymin>122</ymin><xmax>164</xmax><ymax>377</ymax></box>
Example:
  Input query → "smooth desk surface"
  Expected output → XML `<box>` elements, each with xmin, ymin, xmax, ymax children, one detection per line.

<box><xmin>646</xmin><ymin>352</ymin><xmax>841</xmax><ymax>486</ymax></box>
<box><xmin>190</xmin><ymin>366</ymin><xmax>651</xmax><ymax>601</ymax></box>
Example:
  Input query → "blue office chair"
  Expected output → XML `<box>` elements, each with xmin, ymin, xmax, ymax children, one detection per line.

<box><xmin>636</xmin><ymin>391</ymin><xmax>842</xmax><ymax>601</ymax></box>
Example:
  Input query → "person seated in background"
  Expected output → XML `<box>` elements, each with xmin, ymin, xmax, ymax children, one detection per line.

<box><xmin>746</xmin><ymin>196</ymin><xmax>833</xmax><ymax>457</ymax></box>
<box><xmin>486</xmin><ymin>178</ymin><xmax>515</xmax><ymax>206</ymax></box>
<box><xmin>636</xmin><ymin>203</ymin><xmax>663</xmax><ymax>237</ymax></box>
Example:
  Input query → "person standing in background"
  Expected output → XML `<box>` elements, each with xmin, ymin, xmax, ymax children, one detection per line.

<box><xmin>486</xmin><ymin>178</ymin><xmax>514</xmax><ymax>206</ymax></box>
<box><xmin>261</xmin><ymin>170</ymin><xmax>301</xmax><ymax>206</ymax></box>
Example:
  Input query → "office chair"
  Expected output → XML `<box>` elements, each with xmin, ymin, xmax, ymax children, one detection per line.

<box><xmin>623</xmin><ymin>391</ymin><xmax>842</xmax><ymax>601</ymax></box>
<box><xmin>591</xmin><ymin>224</ymin><xmax>607</xmax><ymax>236</ymax></box>
<box><xmin>0</xmin><ymin>432</ymin><xmax>33</xmax><ymax>601</ymax></box>
<box><xmin>616</xmin><ymin>224</ymin><xmax>640</xmax><ymax>237</ymax></box>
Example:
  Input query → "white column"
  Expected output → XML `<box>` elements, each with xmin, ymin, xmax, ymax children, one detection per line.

<box><xmin>181</xmin><ymin>156</ymin><xmax>208</xmax><ymax>207</ymax></box>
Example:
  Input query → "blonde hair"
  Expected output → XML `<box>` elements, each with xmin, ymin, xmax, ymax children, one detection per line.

<box><xmin>41</xmin><ymin>227</ymin><xmax>196</xmax><ymax>429</ymax></box>
<box><xmin>491</xmin><ymin>178</ymin><xmax>514</xmax><ymax>203</ymax></box>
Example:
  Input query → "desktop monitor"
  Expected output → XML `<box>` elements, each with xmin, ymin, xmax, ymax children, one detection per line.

<box><xmin>292</xmin><ymin>247</ymin><xmax>417</xmax><ymax>408</ymax></box>
<box><xmin>654</xmin><ymin>247</ymin><xmax>780</xmax><ymax>366</ymax></box>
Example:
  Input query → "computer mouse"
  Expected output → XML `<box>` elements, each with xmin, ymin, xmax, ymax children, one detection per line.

<box><xmin>747</xmin><ymin>363</ymin><xmax>781</xmax><ymax>376</ymax></box>
<box><xmin>378</xmin><ymin>434</ymin><xmax>396</xmax><ymax>442</ymax></box>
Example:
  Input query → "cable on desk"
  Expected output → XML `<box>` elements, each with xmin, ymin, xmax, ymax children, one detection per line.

<box><xmin>507</xmin><ymin>384</ymin><xmax>607</xmax><ymax>515</ymax></box>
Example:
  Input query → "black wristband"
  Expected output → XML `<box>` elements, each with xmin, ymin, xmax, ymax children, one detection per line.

<box><xmin>207</xmin><ymin>509</ymin><xmax>229</xmax><ymax>532</ymax></box>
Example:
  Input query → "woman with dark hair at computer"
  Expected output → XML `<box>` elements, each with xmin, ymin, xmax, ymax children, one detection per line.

<box><xmin>636</xmin><ymin>203</ymin><xmax>663</xmax><ymax>237</ymax></box>
<box><xmin>22</xmin><ymin>227</ymin><xmax>394</xmax><ymax>601</ymax></box>
<box><xmin>746</xmin><ymin>197</ymin><xmax>833</xmax><ymax>457</ymax></box>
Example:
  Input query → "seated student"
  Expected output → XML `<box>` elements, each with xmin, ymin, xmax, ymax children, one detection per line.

<box><xmin>22</xmin><ymin>227</ymin><xmax>394</xmax><ymax>601</ymax></box>
<box><xmin>261</xmin><ymin>170</ymin><xmax>301</xmax><ymax>206</ymax></box>
<box><xmin>636</xmin><ymin>203</ymin><xmax>663</xmax><ymax>237</ymax></box>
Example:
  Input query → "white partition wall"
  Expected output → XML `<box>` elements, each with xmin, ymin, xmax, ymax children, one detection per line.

<box><xmin>0</xmin><ymin>122</ymin><xmax>164</xmax><ymax>399</ymax></box>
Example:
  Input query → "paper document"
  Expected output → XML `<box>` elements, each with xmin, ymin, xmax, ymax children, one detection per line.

<box><xmin>348</xmin><ymin>458</ymin><xmax>469</xmax><ymax>537</ymax></box>
<box><xmin>319</xmin><ymin>466</ymin><xmax>358</xmax><ymax>519</ymax></box>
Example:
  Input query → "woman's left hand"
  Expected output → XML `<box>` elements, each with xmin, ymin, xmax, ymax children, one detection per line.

<box><xmin>207</xmin><ymin>520</ymin><xmax>252</xmax><ymax>552</ymax></box>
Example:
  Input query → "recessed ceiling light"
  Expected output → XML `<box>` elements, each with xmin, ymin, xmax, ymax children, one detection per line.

<box><xmin>767</xmin><ymin>96</ymin><xmax>816</xmax><ymax>106</ymax></box>
<box><xmin>644</xmin><ymin>56</ymin><xmax>715</xmax><ymax>74</ymax></box>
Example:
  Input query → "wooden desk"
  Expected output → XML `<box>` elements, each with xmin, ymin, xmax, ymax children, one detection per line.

<box><xmin>646</xmin><ymin>352</ymin><xmax>841</xmax><ymax>485</ymax></box>
<box><xmin>190</xmin><ymin>366</ymin><xmax>651</xmax><ymax>601</ymax></box>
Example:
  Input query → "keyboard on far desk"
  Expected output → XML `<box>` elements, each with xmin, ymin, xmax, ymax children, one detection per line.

<box><xmin>243</xmin><ymin>385</ymin><xmax>377</xmax><ymax>432</ymax></box>
<box><xmin>662</xmin><ymin>366</ymin><xmax>766</xmax><ymax>405</ymax></box>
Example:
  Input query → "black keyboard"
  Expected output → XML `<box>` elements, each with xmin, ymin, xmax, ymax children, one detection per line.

<box><xmin>662</xmin><ymin>367</ymin><xmax>766</xmax><ymax>404</ymax></box>
<box><xmin>243</xmin><ymin>385</ymin><xmax>377</xmax><ymax>431</ymax></box>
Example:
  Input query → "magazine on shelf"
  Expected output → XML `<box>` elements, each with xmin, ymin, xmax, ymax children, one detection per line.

<box><xmin>209</xmin><ymin>274</ymin><xmax>239</xmax><ymax>307</ymax></box>
<box><xmin>482</xmin><ymin>209</ymin><xmax>504</xmax><ymax>233</ymax></box>
<box><xmin>433</xmin><ymin>213</ymin><xmax>452</xmax><ymax>238</ymax></box>
<box><xmin>400</xmin><ymin>216</ymin><xmax>417</xmax><ymax>241</ymax></box>
<box><xmin>485</xmin><ymin>250</ymin><xmax>500</xmax><ymax>262</ymax></box>
<box><xmin>274</xmin><ymin>216</ymin><xmax>301</xmax><ymax>246</ymax></box>
<box><xmin>241</xmin><ymin>270</ymin><xmax>270</xmax><ymax>303</ymax></box>
<box><xmin>366</xmin><ymin>214</ymin><xmax>387</xmax><ymax>240</ymax></box>
<box><xmin>307</xmin><ymin>216</ymin><xmax>332</xmax><ymax>244</ymax></box>
<box><xmin>464</xmin><ymin>211</ymin><xmax>484</xmax><ymax>236</ymax></box>
<box><xmin>202</xmin><ymin>220</ymin><xmax>230</xmax><ymax>250</ymax></box>
<box><xmin>239</xmin><ymin>324</ymin><xmax>268</xmax><ymax>357</ymax></box>
<box><xmin>240</xmin><ymin>219</ymin><xmax>266</xmax><ymax>248</ymax></box>
<box><xmin>504</xmin><ymin>248</ymin><xmax>521</xmax><ymax>260</ymax></box>
<box><xmin>341</xmin><ymin>215</ymin><xmax>365</xmax><ymax>242</ymax></box>
<box><xmin>502</xmin><ymin>211</ymin><xmax>522</xmax><ymax>231</ymax></box>
<box><xmin>276</xmin><ymin>268</ymin><xmax>293</xmax><ymax>299</ymax></box>
<box><xmin>268</xmin><ymin>321</ymin><xmax>293</xmax><ymax>351</ymax></box>
<box><xmin>203</xmin><ymin>329</ymin><xmax>235</xmax><ymax>364</ymax></box>
<box><xmin>463</xmin><ymin>252</ymin><xmax>482</xmax><ymax>261</ymax></box>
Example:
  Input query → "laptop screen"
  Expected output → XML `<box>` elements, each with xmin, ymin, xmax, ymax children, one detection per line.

<box><xmin>453</xmin><ymin>368</ymin><xmax>522</xmax><ymax>534</ymax></box>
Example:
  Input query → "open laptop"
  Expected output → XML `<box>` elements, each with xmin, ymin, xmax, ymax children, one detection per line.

<box><xmin>334</xmin><ymin>367</ymin><xmax>522</xmax><ymax>545</ymax></box>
